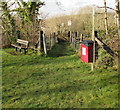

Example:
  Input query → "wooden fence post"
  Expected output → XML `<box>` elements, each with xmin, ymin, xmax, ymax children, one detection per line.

<box><xmin>94</xmin><ymin>31</ymin><xmax>98</xmax><ymax>61</ymax></box>
<box><xmin>75</xmin><ymin>32</ymin><xmax>77</xmax><ymax>38</ymax></box>
<box><xmin>53</xmin><ymin>32</ymin><xmax>56</xmax><ymax>44</ymax></box>
<box><xmin>55</xmin><ymin>32</ymin><xmax>58</xmax><ymax>43</ymax></box>
<box><xmin>74</xmin><ymin>37</ymin><xmax>76</xmax><ymax>49</ymax></box>
<box><xmin>91</xmin><ymin>6</ymin><xmax>95</xmax><ymax>71</ymax></box>
<box><xmin>115</xmin><ymin>0</ymin><xmax>120</xmax><ymax>36</ymax></box>
<box><xmin>51</xmin><ymin>33</ymin><xmax>53</xmax><ymax>47</ymax></box>
<box><xmin>43</xmin><ymin>33</ymin><xmax>47</xmax><ymax>55</ymax></box>
<box><xmin>68</xmin><ymin>31</ymin><xmax>70</xmax><ymax>42</ymax></box>
<box><xmin>49</xmin><ymin>33</ymin><xmax>51</xmax><ymax>49</ymax></box>
<box><xmin>16</xmin><ymin>30</ymin><xmax>20</xmax><ymax>39</ymax></box>
<box><xmin>80</xmin><ymin>34</ymin><xmax>83</xmax><ymax>42</ymax></box>
<box><xmin>70</xmin><ymin>31</ymin><xmax>72</xmax><ymax>43</ymax></box>
<box><xmin>50</xmin><ymin>33</ymin><xmax>52</xmax><ymax>48</ymax></box>
<box><xmin>38</xmin><ymin>31</ymin><xmax>44</xmax><ymax>53</ymax></box>
<box><xmin>104</xmin><ymin>0</ymin><xmax>108</xmax><ymax>35</ymax></box>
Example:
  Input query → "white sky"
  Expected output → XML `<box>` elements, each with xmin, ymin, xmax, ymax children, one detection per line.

<box><xmin>40</xmin><ymin>0</ymin><xmax>116</xmax><ymax>17</ymax></box>
<box><xmin>6</xmin><ymin>0</ymin><xmax>116</xmax><ymax>17</ymax></box>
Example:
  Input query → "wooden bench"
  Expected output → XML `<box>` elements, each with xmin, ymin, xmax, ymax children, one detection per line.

<box><xmin>11</xmin><ymin>39</ymin><xmax>29</xmax><ymax>54</ymax></box>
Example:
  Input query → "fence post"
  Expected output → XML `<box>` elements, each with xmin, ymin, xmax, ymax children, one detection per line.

<box><xmin>16</xmin><ymin>30</ymin><xmax>20</xmax><ymax>39</ymax></box>
<box><xmin>53</xmin><ymin>32</ymin><xmax>56</xmax><ymax>44</ymax></box>
<box><xmin>51</xmin><ymin>33</ymin><xmax>53</xmax><ymax>47</ymax></box>
<box><xmin>50</xmin><ymin>33</ymin><xmax>52</xmax><ymax>48</ymax></box>
<box><xmin>55</xmin><ymin>32</ymin><xmax>58</xmax><ymax>43</ymax></box>
<box><xmin>69</xmin><ymin>31</ymin><xmax>72</xmax><ymax>43</ymax></box>
<box><xmin>94</xmin><ymin>31</ymin><xmax>99</xmax><ymax>61</ymax></box>
<box><xmin>49</xmin><ymin>33</ymin><xmax>51</xmax><ymax>49</ymax></box>
<box><xmin>38</xmin><ymin>31</ymin><xmax>44</xmax><ymax>54</ymax></box>
<box><xmin>43</xmin><ymin>34</ymin><xmax>47</xmax><ymax>55</ymax></box>
<box><xmin>80</xmin><ymin>34</ymin><xmax>83</xmax><ymax>42</ymax></box>
<box><xmin>91</xmin><ymin>6</ymin><xmax>95</xmax><ymax>71</ymax></box>
<box><xmin>75</xmin><ymin>32</ymin><xmax>77</xmax><ymax>38</ymax></box>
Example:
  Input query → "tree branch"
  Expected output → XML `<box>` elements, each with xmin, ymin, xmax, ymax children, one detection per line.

<box><xmin>93</xmin><ymin>5</ymin><xmax>116</xmax><ymax>11</ymax></box>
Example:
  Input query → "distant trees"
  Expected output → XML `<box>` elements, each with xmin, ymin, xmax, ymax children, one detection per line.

<box><xmin>44</xmin><ymin>6</ymin><xmax>93</xmax><ymax>38</ymax></box>
<box><xmin>45</xmin><ymin>2</ymin><xmax>119</xmax><ymax>41</ymax></box>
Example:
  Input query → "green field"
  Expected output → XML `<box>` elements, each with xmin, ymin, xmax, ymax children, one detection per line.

<box><xmin>2</xmin><ymin>42</ymin><xmax>118</xmax><ymax>108</ymax></box>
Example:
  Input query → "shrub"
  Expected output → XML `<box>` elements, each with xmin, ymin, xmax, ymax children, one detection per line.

<box><xmin>95</xmin><ymin>48</ymin><xmax>117</xmax><ymax>69</ymax></box>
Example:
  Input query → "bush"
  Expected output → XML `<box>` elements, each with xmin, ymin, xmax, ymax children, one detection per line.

<box><xmin>95</xmin><ymin>48</ymin><xmax>117</xmax><ymax>69</ymax></box>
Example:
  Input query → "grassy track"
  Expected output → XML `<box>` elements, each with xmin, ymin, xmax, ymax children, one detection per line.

<box><xmin>2</xmin><ymin>42</ymin><xmax>118</xmax><ymax>108</ymax></box>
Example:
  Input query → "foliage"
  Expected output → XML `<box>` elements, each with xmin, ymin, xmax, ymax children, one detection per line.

<box><xmin>95</xmin><ymin>48</ymin><xmax>118</xmax><ymax>69</ymax></box>
<box><xmin>0</xmin><ymin>1</ymin><xmax>44</xmax><ymax>46</ymax></box>
<box><xmin>14</xmin><ymin>1</ymin><xmax>44</xmax><ymax>23</ymax></box>
<box><xmin>0</xmin><ymin>2</ymin><xmax>16</xmax><ymax>43</ymax></box>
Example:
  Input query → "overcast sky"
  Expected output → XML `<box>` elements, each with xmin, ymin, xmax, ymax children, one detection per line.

<box><xmin>14</xmin><ymin>0</ymin><xmax>116</xmax><ymax>18</ymax></box>
<box><xmin>39</xmin><ymin>0</ymin><xmax>116</xmax><ymax>17</ymax></box>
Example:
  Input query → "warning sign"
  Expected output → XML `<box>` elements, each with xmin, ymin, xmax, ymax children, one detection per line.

<box><xmin>68</xmin><ymin>20</ymin><xmax>72</xmax><ymax>26</ymax></box>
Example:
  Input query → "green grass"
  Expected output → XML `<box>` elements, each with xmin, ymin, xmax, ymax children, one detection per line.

<box><xmin>2</xmin><ymin>42</ymin><xmax>118</xmax><ymax>108</ymax></box>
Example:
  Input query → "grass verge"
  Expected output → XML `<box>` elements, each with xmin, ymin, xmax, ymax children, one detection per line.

<box><xmin>2</xmin><ymin>42</ymin><xmax>118</xmax><ymax>108</ymax></box>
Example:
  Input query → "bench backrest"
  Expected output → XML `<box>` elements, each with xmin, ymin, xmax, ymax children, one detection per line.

<box><xmin>17</xmin><ymin>39</ymin><xmax>29</xmax><ymax>48</ymax></box>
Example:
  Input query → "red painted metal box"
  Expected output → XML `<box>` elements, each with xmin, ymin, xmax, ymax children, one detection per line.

<box><xmin>81</xmin><ymin>40</ymin><xmax>94</xmax><ymax>63</ymax></box>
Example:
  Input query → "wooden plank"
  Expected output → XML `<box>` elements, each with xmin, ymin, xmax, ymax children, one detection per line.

<box><xmin>11</xmin><ymin>44</ymin><xmax>17</xmax><ymax>47</ymax></box>
<box><xmin>95</xmin><ymin>37</ymin><xmax>104</xmax><ymax>46</ymax></box>
<box><xmin>17</xmin><ymin>39</ymin><xmax>29</xmax><ymax>45</ymax></box>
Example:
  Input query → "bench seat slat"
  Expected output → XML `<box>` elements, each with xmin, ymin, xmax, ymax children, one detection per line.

<box><xmin>11</xmin><ymin>44</ymin><xmax>17</xmax><ymax>47</ymax></box>
<box><xmin>11</xmin><ymin>44</ymin><xmax>27</xmax><ymax>49</ymax></box>
<box><xmin>17</xmin><ymin>39</ymin><xmax>29</xmax><ymax>44</ymax></box>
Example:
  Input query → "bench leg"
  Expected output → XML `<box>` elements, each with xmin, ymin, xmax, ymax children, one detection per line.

<box><xmin>24</xmin><ymin>49</ymin><xmax>27</xmax><ymax>55</ymax></box>
<box><xmin>19</xmin><ymin>49</ymin><xmax>21</xmax><ymax>52</ymax></box>
<box><xmin>15</xmin><ymin>47</ymin><xmax>17</xmax><ymax>51</ymax></box>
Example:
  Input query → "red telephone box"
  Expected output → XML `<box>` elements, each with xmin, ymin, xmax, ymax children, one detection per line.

<box><xmin>81</xmin><ymin>40</ymin><xmax>94</xmax><ymax>63</ymax></box>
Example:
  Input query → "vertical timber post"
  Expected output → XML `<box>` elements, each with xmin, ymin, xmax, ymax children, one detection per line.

<box><xmin>51</xmin><ymin>33</ymin><xmax>53</xmax><ymax>47</ymax></box>
<box><xmin>68</xmin><ymin>25</ymin><xmax>72</xmax><ymax>43</ymax></box>
<box><xmin>81</xmin><ymin>34</ymin><xmax>83</xmax><ymax>42</ymax></box>
<box><xmin>115</xmin><ymin>0</ymin><xmax>120</xmax><ymax>35</ymax></box>
<box><xmin>104</xmin><ymin>0</ymin><xmax>108</xmax><ymax>35</ymax></box>
<box><xmin>16</xmin><ymin>30</ymin><xmax>20</xmax><ymax>39</ymax></box>
<box><xmin>70</xmin><ymin>31</ymin><xmax>72</xmax><ymax>43</ymax></box>
<box><xmin>53</xmin><ymin>32</ymin><xmax>56</xmax><ymax>44</ymax></box>
<box><xmin>38</xmin><ymin>31</ymin><xmax>44</xmax><ymax>54</ymax></box>
<box><xmin>49</xmin><ymin>33</ymin><xmax>51</xmax><ymax>49</ymax></box>
<box><xmin>91</xmin><ymin>6</ymin><xmax>95</xmax><ymax>71</ymax></box>
<box><xmin>38</xmin><ymin>31</ymin><xmax>41</xmax><ymax>54</ymax></box>
<box><xmin>43</xmin><ymin>33</ymin><xmax>47</xmax><ymax>55</ymax></box>
<box><xmin>50</xmin><ymin>33</ymin><xmax>52</xmax><ymax>48</ymax></box>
